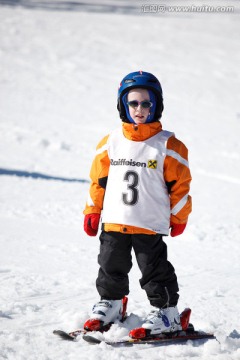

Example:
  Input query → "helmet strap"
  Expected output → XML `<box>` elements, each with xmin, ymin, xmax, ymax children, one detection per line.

<box><xmin>145</xmin><ymin>90</ymin><xmax>156</xmax><ymax>123</ymax></box>
<box><xmin>122</xmin><ymin>93</ymin><xmax>135</xmax><ymax>123</ymax></box>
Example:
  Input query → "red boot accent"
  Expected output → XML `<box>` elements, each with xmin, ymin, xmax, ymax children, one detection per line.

<box><xmin>84</xmin><ymin>319</ymin><xmax>102</xmax><ymax>331</ymax></box>
<box><xmin>121</xmin><ymin>296</ymin><xmax>128</xmax><ymax>321</ymax></box>
<box><xmin>180</xmin><ymin>308</ymin><xmax>191</xmax><ymax>331</ymax></box>
<box><xmin>129</xmin><ymin>327</ymin><xmax>148</xmax><ymax>339</ymax></box>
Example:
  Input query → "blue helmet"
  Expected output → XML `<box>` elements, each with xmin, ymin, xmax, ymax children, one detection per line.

<box><xmin>117</xmin><ymin>71</ymin><xmax>164</xmax><ymax>122</ymax></box>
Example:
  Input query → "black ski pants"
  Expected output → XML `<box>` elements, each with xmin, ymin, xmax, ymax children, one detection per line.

<box><xmin>96</xmin><ymin>231</ymin><xmax>179</xmax><ymax>308</ymax></box>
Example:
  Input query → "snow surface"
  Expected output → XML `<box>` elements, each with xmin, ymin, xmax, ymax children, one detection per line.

<box><xmin>0</xmin><ymin>0</ymin><xmax>240</xmax><ymax>359</ymax></box>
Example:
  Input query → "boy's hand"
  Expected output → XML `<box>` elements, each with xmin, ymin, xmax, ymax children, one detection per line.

<box><xmin>170</xmin><ymin>222</ymin><xmax>186</xmax><ymax>237</ymax></box>
<box><xmin>84</xmin><ymin>213</ymin><xmax>100</xmax><ymax>236</ymax></box>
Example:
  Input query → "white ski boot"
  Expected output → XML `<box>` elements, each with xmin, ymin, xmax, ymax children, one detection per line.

<box><xmin>84</xmin><ymin>297</ymin><xmax>128</xmax><ymax>331</ymax></box>
<box><xmin>142</xmin><ymin>306</ymin><xmax>182</xmax><ymax>335</ymax></box>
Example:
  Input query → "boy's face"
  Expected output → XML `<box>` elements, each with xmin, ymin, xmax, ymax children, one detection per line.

<box><xmin>127</xmin><ymin>88</ymin><xmax>151</xmax><ymax>124</ymax></box>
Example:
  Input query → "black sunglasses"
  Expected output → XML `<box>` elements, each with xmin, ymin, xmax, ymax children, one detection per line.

<box><xmin>127</xmin><ymin>100</ymin><xmax>153</xmax><ymax>109</ymax></box>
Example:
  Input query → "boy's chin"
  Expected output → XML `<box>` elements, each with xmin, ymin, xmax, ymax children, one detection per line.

<box><xmin>133</xmin><ymin>117</ymin><xmax>147</xmax><ymax>124</ymax></box>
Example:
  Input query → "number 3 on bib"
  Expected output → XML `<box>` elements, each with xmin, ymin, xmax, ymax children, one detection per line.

<box><xmin>122</xmin><ymin>171</ymin><xmax>139</xmax><ymax>206</ymax></box>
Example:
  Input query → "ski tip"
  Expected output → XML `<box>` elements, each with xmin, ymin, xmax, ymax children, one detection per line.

<box><xmin>83</xmin><ymin>334</ymin><xmax>102</xmax><ymax>344</ymax></box>
<box><xmin>53</xmin><ymin>330</ymin><xmax>76</xmax><ymax>341</ymax></box>
<box><xmin>53</xmin><ymin>329</ymin><xmax>65</xmax><ymax>336</ymax></box>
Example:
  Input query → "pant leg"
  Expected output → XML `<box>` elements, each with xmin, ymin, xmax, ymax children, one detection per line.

<box><xmin>96</xmin><ymin>231</ymin><xmax>132</xmax><ymax>300</ymax></box>
<box><xmin>132</xmin><ymin>234</ymin><xmax>179</xmax><ymax>308</ymax></box>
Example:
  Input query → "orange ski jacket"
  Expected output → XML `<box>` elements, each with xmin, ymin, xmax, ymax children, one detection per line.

<box><xmin>83</xmin><ymin>121</ymin><xmax>192</xmax><ymax>235</ymax></box>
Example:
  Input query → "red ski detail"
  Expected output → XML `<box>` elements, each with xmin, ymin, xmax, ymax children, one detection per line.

<box><xmin>84</xmin><ymin>319</ymin><xmax>103</xmax><ymax>331</ymax></box>
<box><xmin>180</xmin><ymin>308</ymin><xmax>191</xmax><ymax>331</ymax></box>
<box><xmin>129</xmin><ymin>327</ymin><xmax>147</xmax><ymax>339</ymax></box>
<box><xmin>121</xmin><ymin>296</ymin><xmax>128</xmax><ymax>320</ymax></box>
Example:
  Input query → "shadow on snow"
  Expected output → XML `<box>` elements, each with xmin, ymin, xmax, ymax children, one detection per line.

<box><xmin>0</xmin><ymin>0</ymin><xmax>142</xmax><ymax>14</ymax></box>
<box><xmin>0</xmin><ymin>168</ymin><xmax>89</xmax><ymax>183</ymax></box>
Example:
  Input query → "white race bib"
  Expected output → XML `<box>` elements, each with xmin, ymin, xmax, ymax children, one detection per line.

<box><xmin>102</xmin><ymin>128</ymin><xmax>174</xmax><ymax>234</ymax></box>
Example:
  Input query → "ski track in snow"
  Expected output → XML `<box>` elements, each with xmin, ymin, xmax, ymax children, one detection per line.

<box><xmin>0</xmin><ymin>1</ymin><xmax>240</xmax><ymax>359</ymax></box>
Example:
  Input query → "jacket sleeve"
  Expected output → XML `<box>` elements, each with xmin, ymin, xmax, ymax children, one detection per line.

<box><xmin>164</xmin><ymin>135</ymin><xmax>192</xmax><ymax>224</ymax></box>
<box><xmin>83</xmin><ymin>135</ymin><xmax>110</xmax><ymax>215</ymax></box>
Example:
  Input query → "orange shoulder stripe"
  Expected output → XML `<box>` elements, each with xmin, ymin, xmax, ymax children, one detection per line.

<box><xmin>164</xmin><ymin>136</ymin><xmax>192</xmax><ymax>224</ymax></box>
<box><xmin>83</xmin><ymin>135</ymin><xmax>110</xmax><ymax>215</ymax></box>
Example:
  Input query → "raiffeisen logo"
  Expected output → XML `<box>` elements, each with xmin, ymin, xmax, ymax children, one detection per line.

<box><xmin>110</xmin><ymin>159</ymin><xmax>147</xmax><ymax>167</ymax></box>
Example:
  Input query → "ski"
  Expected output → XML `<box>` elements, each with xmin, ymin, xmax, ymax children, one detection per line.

<box><xmin>53</xmin><ymin>329</ymin><xmax>87</xmax><ymax>341</ymax></box>
<box><xmin>54</xmin><ymin>306</ymin><xmax>215</xmax><ymax>346</ymax></box>
<box><xmin>82</xmin><ymin>328</ymin><xmax>215</xmax><ymax>347</ymax></box>
<box><xmin>53</xmin><ymin>323</ymin><xmax>113</xmax><ymax>341</ymax></box>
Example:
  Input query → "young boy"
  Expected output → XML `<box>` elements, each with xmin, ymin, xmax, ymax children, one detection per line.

<box><xmin>83</xmin><ymin>71</ymin><xmax>192</xmax><ymax>336</ymax></box>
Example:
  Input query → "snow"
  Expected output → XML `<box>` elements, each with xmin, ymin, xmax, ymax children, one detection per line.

<box><xmin>0</xmin><ymin>0</ymin><xmax>240</xmax><ymax>359</ymax></box>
